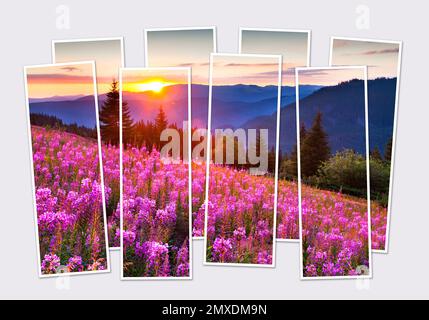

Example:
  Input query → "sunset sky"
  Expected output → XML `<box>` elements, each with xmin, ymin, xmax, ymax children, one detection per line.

<box><xmin>122</xmin><ymin>69</ymin><xmax>188</xmax><ymax>92</ymax></box>
<box><xmin>240</xmin><ymin>29</ymin><xmax>309</xmax><ymax>86</ymax></box>
<box><xmin>331</xmin><ymin>39</ymin><xmax>400</xmax><ymax>80</ymax></box>
<box><xmin>26</xmin><ymin>62</ymin><xmax>95</xmax><ymax>99</ymax></box>
<box><xmin>297</xmin><ymin>67</ymin><xmax>366</xmax><ymax>87</ymax></box>
<box><xmin>53</xmin><ymin>38</ymin><xmax>123</xmax><ymax>94</ymax></box>
<box><xmin>210</xmin><ymin>54</ymin><xmax>281</xmax><ymax>86</ymax></box>
<box><xmin>121</xmin><ymin>68</ymin><xmax>189</xmax><ymax>122</ymax></box>
<box><xmin>145</xmin><ymin>28</ymin><xmax>215</xmax><ymax>85</ymax></box>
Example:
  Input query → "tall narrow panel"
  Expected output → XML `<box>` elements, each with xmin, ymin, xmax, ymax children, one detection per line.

<box><xmin>296</xmin><ymin>67</ymin><xmax>372</xmax><ymax>279</ymax></box>
<box><xmin>145</xmin><ymin>28</ymin><xmax>216</xmax><ymax>238</ymax></box>
<box><xmin>330</xmin><ymin>38</ymin><xmax>402</xmax><ymax>253</ymax></box>
<box><xmin>24</xmin><ymin>62</ymin><xmax>110</xmax><ymax>277</ymax></box>
<box><xmin>204</xmin><ymin>53</ymin><xmax>281</xmax><ymax>267</ymax></box>
<box><xmin>240</xmin><ymin>28</ymin><xmax>310</xmax><ymax>240</ymax></box>
<box><xmin>53</xmin><ymin>38</ymin><xmax>124</xmax><ymax>248</ymax></box>
<box><xmin>120</xmin><ymin>67</ymin><xmax>192</xmax><ymax>279</ymax></box>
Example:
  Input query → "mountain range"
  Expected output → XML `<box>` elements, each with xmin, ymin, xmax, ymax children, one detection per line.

<box><xmin>29</xmin><ymin>78</ymin><xmax>396</xmax><ymax>155</ymax></box>
<box><xmin>242</xmin><ymin>78</ymin><xmax>396</xmax><ymax>155</ymax></box>
<box><xmin>29</xmin><ymin>95</ymin><xmax>97</xmax><ymax>128</ymax></box>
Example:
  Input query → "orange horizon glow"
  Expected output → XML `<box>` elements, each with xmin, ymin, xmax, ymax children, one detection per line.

<box><xmin>26</xmin><ymin>63</ymin><xmax>95</xmax><ymax>99</ymax></box>
<box><xmin>122</xmin><ymin>79</ymin><xmax>176</xmax><ymax>93</ymax></box>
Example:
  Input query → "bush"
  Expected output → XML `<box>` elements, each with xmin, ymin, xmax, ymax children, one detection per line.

<box><xmin>316</xmin><ymin>150</ymin><xmax>367</xmax><ymax>196</ymax></box>
<box><xmin>368</xmin><ymin>157</ymin><xmax>390</xmax><ymax>207</ymax></box>
<box><xmin>312</xmin><ymin>150</ymin><xmax>390</xmax><ymax>204</ymax></box>
<box><xmin>279</xmin><ymin>158</ymin><xmax>297</xmax><ymax>181</ymax></box>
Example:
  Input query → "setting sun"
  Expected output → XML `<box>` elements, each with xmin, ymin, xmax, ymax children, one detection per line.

<box><xmin>140</xmin><ymin>81</ymin><xmax>166</xmax><ymax>93</ymax></box>
<box><xmin>124</xmin><ymin>80</ymin><xmax>173</xmax><ymax>93</ymax></box>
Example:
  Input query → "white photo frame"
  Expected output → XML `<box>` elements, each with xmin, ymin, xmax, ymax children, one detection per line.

<box><xmin>24</xmin><ymin>61</ymin><xmax>110</xmax><ymax>278</ymax></box>
<box><xmin>295</xmin><ymin>66</ymin><xmax>372</xmax><ymax>280</ymax></box>
<box><xmin>144</xmin><ymin>27</ymin><xmax>217</xmax><ymax>240</ymax></box>
<box><xmin>119</xmin><ymin>67</ymin><xmax>193</xmax><ymax>280</ymax></box>
<box><xmin>239</xmin><ymin>27</ymin><xmax>311</xmax><ymax>243</ymax></box>
<box><xmin>203</xmin><ymin>53</ymin><xmax>282</xmax><ymax>268</ymax></box>
<box><xmin>52</xmin><ymin>37</ymin><xmax>125</xmax><ymax>251</ymax></box>
<box><xmin>329</xmin><ymin>37</ymin><xmax>403</xmax><ymax>254</ymax></box>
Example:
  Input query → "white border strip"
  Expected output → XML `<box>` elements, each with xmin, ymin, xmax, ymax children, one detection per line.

<box><xmin>24</xmin><ymin>61</ymin><xmax>111</xmax><ymax>278</ymax></box>
<box><xmin>329</xmin><ymin>36</ymin><xmax>403</xmax><ymax>254</ymax></box>
<box><xmin>296</xmin><ymin>66</ymin><xmax>372</xmax><ymax>280</ymax></box>
<box><xmin>203</xmin><ymin>53</ymin><xmax>282</xmax><ymax>268</ymax></box>
<box><xmin>119</xmin><ymin>67</ymin><xmax>193</xmax><ymax>280</ymax></box>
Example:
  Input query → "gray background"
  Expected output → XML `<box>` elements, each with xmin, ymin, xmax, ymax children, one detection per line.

<box><xmin>0</xmin><ymin>0</ymin><xmax>426</xmax><ymax>299</ymax></box>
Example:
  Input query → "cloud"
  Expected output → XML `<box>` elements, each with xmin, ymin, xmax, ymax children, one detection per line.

<box><xmin>61</xmin><ymin>66</ymin><xmax>80</xmax><ymax>72</ymax></box>
<box><xmin>297</xmin><ymin>70</ymin><xmax>330</xmax><ymax>76</ymax></box>
<box><xmin>362</xmin><ymin>48</ymin><xmax>399</xmax><ymax>55</ymax></box>
<box><xmin>175</xmin><ymin>62</ymin><xmax>210</xmax><ymax>67</ymax></box>
<box><xmin>223</xmin><ymin>62</ymin><xmax>280</xmax><ymax>67</ymax></box>
<box><xmin>250</xmin><ymin>70</ymin><xmax>280</xmax><ymax>77</ymax></box>
<box><xmin>27</xmin><ymin>73</ymin><xmax>93</xmax><ymax>84</ymax></box>
<box><xmin>342</xmin><ymin>47</ymin><xmax>399</xmax><ymax>57</ymax></box>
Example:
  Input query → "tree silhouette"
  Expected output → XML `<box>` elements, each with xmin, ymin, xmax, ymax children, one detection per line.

<box><xmin>384</xmin><ymin>137</ymin><xmax>393</xmax><ymax>162</ymax></box>
<box><xmin>122</xmin><ymin>98</ymin><xmax>134</xmax><ymax>146</ymax></box>
<box><xmin>300</xmin><ymin>111</ymin><xmax>330</xmax><ymax>177</ymax></box>
<box><xmin>290</xmin><ymin>122</ymin><xmax>307</xmax><ymax>177</ymax></box>
<box><xmin>371</xmin><ymin>147</ymin><xmax>383</xmax><ymax>161</ymax></box>
<box><xmin>99</xmin><ymin>80</ymin><xmax>120</xmax><ymax>145</ymax></box>
<box><xmin>155</xmin><ymin>105</ymin><xmax>168</xmax><ymax>134</ymax></box>
<box><xmin>99</xmin><ymin>80</ymin><xmax>134</xmax><ymax>146</ymax></box>
<box><xmin>248</xmin><ymin>130</ymin><xmax>268</xmax><ymax>169</ymax></box>
<box><xmin>154</xmin><ymin>105</ymin><xmax>168</xmax><ymax>150</ymax></box>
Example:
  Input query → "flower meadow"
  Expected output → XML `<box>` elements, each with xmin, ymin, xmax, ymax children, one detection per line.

<box><xmin>29</xmin><ymin>127</ymin><xmax>387</xmax><ymax>277</ymax></box>
<box><xmin>205</xmin><ymin>165</ymin><xmax>276</xmax><ymax>265</ymax></box>
<box><xmin>190</xmin><ymin>162</ymin><xmax>207</xmax><ymax>238</ymax></box>
<box><xmin>202</xmin><ymin>163</ymin><xmax>386</xmax><ymax>271</ymax></box>
<box><xmin>122</xmin><ymin>147</ymin><xmax>191</xmax><ymax>278</ymax></box>
<box><xmin>101</xmin><ymin>145</ymin><xmax>121</xmax><ymax>247</ymax></box>
<box><xmin>276</xmin><ymin>181</ymin><xmax>300</xmax><ymax>240</ymax></box>
<box><xmin>301</xmin><ymin>184</ymin><xmax>375</xmax><ymax>277</ymax></box>
<box><xmin>275</xmin><ymin>180</ymin><xmax>387</xmax><ymax>251</ymax></box>
<box><xmin>31</xmin><ymin>126</ymin><xmax>108</xmax><ymax>275</ymax></box>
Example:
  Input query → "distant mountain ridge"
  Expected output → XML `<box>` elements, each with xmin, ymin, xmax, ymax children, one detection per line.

<box><xmin>29</xmin><ymin>94</ymin><xmax>86</xmax><ymax>104</ymax></box>
<box><xmin>29</xmin><ymin>96</ymin><xmax>97</xmax><ymax>129</ymax></box>
<box><xmin>28</xmin><ymin>79</ymin><xmax>396</xmax><ymax>156</ymax></box>
<box><xmin>122</xmin><ymin>84</ymin><xmax>320</xmax><ymax>129</ymax></box>
<box><xmin>242</xmin><ymin>78</ymin><xmax>397</xmax><ymax>155</ymax></box>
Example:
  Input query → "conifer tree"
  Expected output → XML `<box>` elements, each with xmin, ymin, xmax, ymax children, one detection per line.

<box><xmin>155</xmin><ymin>105</ymin><xmax>168</xmax><ymax>133</ymax></box>
<box><xmin>122</xmin><ymin>98</ymin><xmax>134</xmax><ymax>146</ymax></box>
<box><xmin>99</xmin><ymin>80</ymin><xmax>120</xmax><ymax>145</ymax></box>
<box><xmin>384</xmin><ymin>137</ymin><xmax>393</xmax><ymax>162</ymax></box>
<box><xmin>154</xmin><ymin>105</ymin><xmax>168</xmax><ymax>150</ymax></box>
<box><xmin>293</xmin><ymin>123</ymin><xmax>307</xmax><ymax>174</ymax></box>
<box><xmin>371</xmin><ymin>146</ymin><xmax>383</xmax><ymax>161</ymax></box>
<box><xmin>300</xmin><ymin>112</ymin><xmax>330</xmax><ymax>177</ymax></box>
<box><xmin>99</xmin><ymin>80</ymin><xmax>134</xmax><ymax>146</ymax></box>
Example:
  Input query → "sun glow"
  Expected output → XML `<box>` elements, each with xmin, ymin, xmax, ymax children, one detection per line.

<box><xmin>124</xmin><ymin>80</ymin><xmax>173</xmax><ymax>93</ymax></box>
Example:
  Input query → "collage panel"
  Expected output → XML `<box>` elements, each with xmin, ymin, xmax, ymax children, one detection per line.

<box><xmin>120</xmin><ymin>67</ymin><xmax>192</xmax><ymax>279</ymax></box>
<box><xmin>330</xmin><ymin>38</ymin><xmax>402</xmax><ymax>252</ymax></box>
<box><xmin>240</xmin><ymin>28</ymin><xmax>310</xmax><ymax>241</ymax></box>
<box><xmin>53</xmin><ymin>38</ymin><xmax>124</xmax><ymax>248</ymax></box>
<box><xmin>24</xmin><ymin>62</ymin><xmax>110</xmax><ymax>277</ymax></box>
<box><xmin>296</xmin><ymin>67</ymin><xmax>372</xmax><ymax>279</ymax></box>
<box><xmin>204</xmin><ymin>53</ymin><xmax>281</xmax><ymax>267</ymax></box>
<box><xmin>145</xmin><ymin>28</ymin><xmax>216</xmax><ymax>238</ymax></box>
